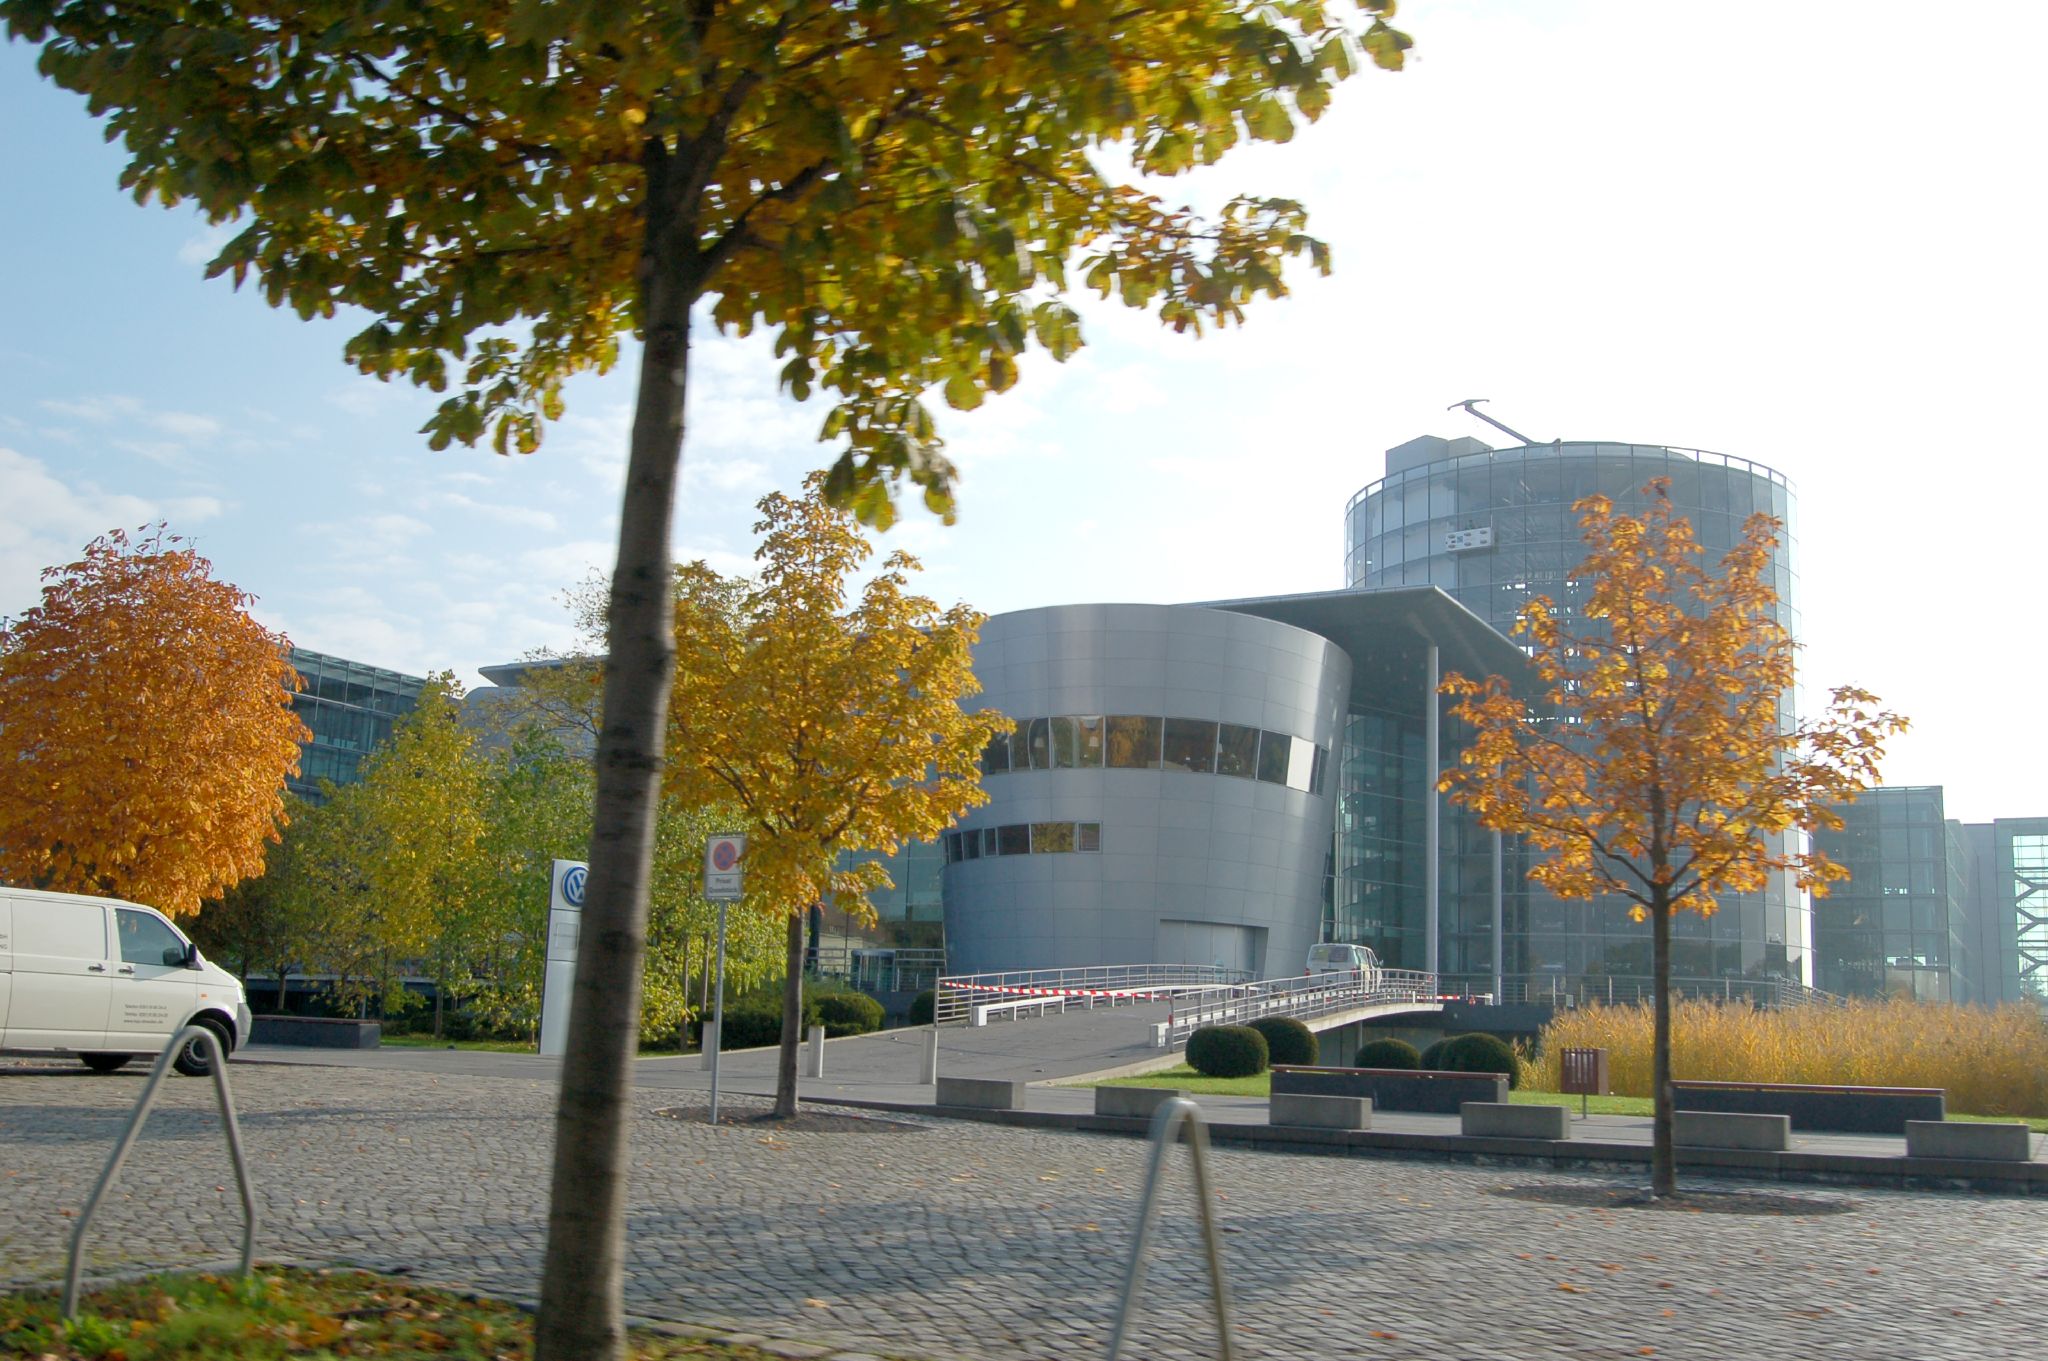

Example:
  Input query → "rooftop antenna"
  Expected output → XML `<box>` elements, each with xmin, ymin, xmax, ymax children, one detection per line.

<box><xmin>1447</xmin><ymin>398</ymin><xmax>1541</xmax><ymax>447</ymax></box>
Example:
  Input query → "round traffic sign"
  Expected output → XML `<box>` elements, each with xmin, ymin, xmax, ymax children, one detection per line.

<box><xmin>711</xmin><ymin>839</ymin><xmax>741</xmax><ymax>872</ymax></box>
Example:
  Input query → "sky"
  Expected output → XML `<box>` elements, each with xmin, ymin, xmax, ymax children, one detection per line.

<box><xmin>2</xmin><ymin>2</ymin><xmax>2044</xmax><ymax>822</ymax></box>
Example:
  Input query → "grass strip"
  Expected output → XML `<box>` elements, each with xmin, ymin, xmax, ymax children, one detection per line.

<box><xmin>0</xmin><ymin>1266</ymin><xmax>815</xmax><ymax>1361</ymax></box>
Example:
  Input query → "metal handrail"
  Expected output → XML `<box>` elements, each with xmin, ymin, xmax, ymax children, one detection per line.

<box><xmin>935</xmin><ymin>963</ymin><xmax>1251</xmax><ymax>1024</ymax></box>
<box><xmin>64</xmin><ymin>1025</ymin><xmax>257</xmax><ymax>1318</ymax></box>
<box><xmin>1105</xmin><ymin>1097</ymin><xmax>1233</xmax><ymax>1361</ymax></box>
<box><xmin>1440</xmin><ymin>973</ymin><xmax>1849</xmax><ymax>1010</ymax></box>
<box><xmin>1156</xmin><ymin>969</ymin><xmax>1440</xmax><ymax>1049</ymax></box>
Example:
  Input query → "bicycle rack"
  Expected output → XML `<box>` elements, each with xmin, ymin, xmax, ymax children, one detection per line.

<box><xmin>64</xmin><ymin>1024</ymin><xmax>258</xmax><ymax>1318</ymax></box>
<box><xmin>1105</xmin><ymin>1096</ymin><xmax>1235</xmax><ymax>1361</ymax></box>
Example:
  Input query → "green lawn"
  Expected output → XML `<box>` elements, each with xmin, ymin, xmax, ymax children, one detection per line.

<box><xmin>2</xmin><ymin>1266</ymin><xmax>796</xmax><ymax>1361</ymax></box>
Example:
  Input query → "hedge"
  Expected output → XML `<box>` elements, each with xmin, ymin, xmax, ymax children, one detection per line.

<box><xmin>1248</xmin><ymin>1016</ymin><xmax>1318</xmax><ymax>1067</ymax></box>
<box><xmin>1187</xmin><ymin>1025</ymin><xmax>1269</xmax><ymax>1078</ymax></box>
<box><xmin>1353</xmin><ymin>1037</ymin><xmax>1422</xmax><ymax>1070</ymax></box>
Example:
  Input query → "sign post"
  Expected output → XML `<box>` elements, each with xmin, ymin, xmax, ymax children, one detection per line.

<box><xmin>539</xmin><ymin>860</ymin><xmax>587</xmax><ymax>1058</ymax></box>
<box><xmin>703</xmin><ymin>833</ymin><xmax>745</xmax><ymax>1125</ymax></box>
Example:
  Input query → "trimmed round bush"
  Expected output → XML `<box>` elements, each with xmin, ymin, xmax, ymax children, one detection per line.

<box><xmin>909</xmin><ymin>989</ymin><xmax>936</xmax><ymax>1027</ymax></box>
<box><xmin>1186</xmin><ymin>1025</ymin><xmax>1269</xmax><ymax>1078</ymax></box>
<box><xmin>1418</xmin><ymin>1037</ymin><xmax>1451</xmax><ymax>1070</ymax></box>
<box><xmin>813</xmin><ymin>991</ymin><xmax>884</xmax><ymax>1037</ymax></box>
<box><xmin>1431</xmin><ymin>1031</ymin><xmax>1520</xmax><ymax>1088</ymax></box>
<box><xmin>718</xmin><ymin>1001</ymin><xmax>787</xmax><ymax>1051</ymax></box>
<box><xmin>1354</xmin><ymin>1037</ymin><xmax>1422</xmax><ymax>1070</ymax></box>
<box><xmin>1248</xmin><ymin>1016</ymin><xmax>1318</xmax><ymax>1067</ymax></box>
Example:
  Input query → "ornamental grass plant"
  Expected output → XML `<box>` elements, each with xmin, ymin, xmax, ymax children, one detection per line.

<box><xmin>1530</xmin><ymin>997</ymin><xmax>2048</xmax><ymax>1117</ymax></box>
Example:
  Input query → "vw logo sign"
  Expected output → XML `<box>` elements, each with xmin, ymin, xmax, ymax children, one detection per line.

<box><xmin>562</xmin><ymin>864</ymin><xmax>587</xmax><ymax>907</ymax></box>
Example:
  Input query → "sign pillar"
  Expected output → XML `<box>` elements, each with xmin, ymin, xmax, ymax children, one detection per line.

<box><xmin>703</xmin><ymin>833</ymin><xmax>746</xmax><ymax>1125</ymax></box>
<box><xmin>539</xmin><ymin>860</ymin><xmax>587</xmax><ymax>1058</ymax></box>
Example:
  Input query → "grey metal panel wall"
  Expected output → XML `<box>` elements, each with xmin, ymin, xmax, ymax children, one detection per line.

<box><xmin>942</xmin><ymin>604</ymin><xmax>1350</xmax><ymax>977</ymax></box>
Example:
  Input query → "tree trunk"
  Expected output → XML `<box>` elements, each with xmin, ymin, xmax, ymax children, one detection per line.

<box><xmin>1650</xmin><ymin>892</ymin><xmax>1676</xmax><ymax>1198</ymax></box>
<box><xmin>274</xmin><ymin>964</ymin><xmax>289</xmax><ymax>1014</ymax></box>
<box><xmin>776</xmin><ymin>913</ymin><xmax>805</xmax><ymax>1118</ymax></box>
<box><xmin>679</xmin><ymin>934</ymin><xmax>694</xmax><ymax>1054</ymax></box>
<box><xmin>433</xmin><ymin>967</ymin><xmax>445</xmax><ymax>1040</ymax></box>
<box><xmin>533</xmin><ymin>144</ymin><xmax>699</xmax><ymax>1361</ymax></box>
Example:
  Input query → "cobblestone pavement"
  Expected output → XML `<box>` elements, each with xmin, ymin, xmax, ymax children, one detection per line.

<box><xmin>3</xmin><ymin>1062</ymin><xmax>2043</xmax><ymax>1361</ymax></box>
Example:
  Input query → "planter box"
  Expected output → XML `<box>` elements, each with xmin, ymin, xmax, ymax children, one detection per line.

<box><xmin>250</xmin><ymin>1016</ymin><xmax>381</xmax><ymax>1049</ymax></box>
<box><xmin>1272</xmin><ymin>1065</ymin><xmax>1509</xmax><ymax>1114</ymax></box>
<box><xmin>1461</xmin><ymin>1102</ymin><xmax>1568</xmax><ymax>1140</ymax></box>
<box><xmin>1673</xmin><ymin>1080</ymin><xmax>1944</xmax><ymax>1134</ymax></box>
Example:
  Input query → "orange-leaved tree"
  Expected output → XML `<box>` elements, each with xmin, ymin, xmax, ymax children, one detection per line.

<box><xmin>0</xmin><ymin>526</ymin><xmax>307</xmax><ymax>916</ymax></box>
<box><xmin>1439</xmin><ymin>480</ymin><xmax>1906</xmax><ymax>1197</ymax></box>
<box><xmin>665</xmin><ymin>479</ymin><xmax>1009</xmax><ymax>1117</ymax></box>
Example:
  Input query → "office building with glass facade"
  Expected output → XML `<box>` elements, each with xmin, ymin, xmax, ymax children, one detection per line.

<box><xmin>287</xmin><ymin>648</ymin><xmax>428</xmax><ymax>800</ymax></box>
<box><xmin>938</xmin><ymin>593</ymin><xmax>1527</xmax><ymax>978</ymax></box>
<box><xmin>1341</xmin><ymin>437</ymin><xmax>1804</xmax><ymax>989</ymax></box>
<box><xmin>1962</xmin><ymin>816</ymin><xmax>2048</xmax><ymax>1005</ymax></box>
<box><xmin>1812</xmin><ymin>787</ymin><xmax>1972</xmax><ymax>1002</ymax></box>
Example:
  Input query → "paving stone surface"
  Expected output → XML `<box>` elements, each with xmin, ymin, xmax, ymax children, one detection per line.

<box><xmin>3</xmin><ymin>1060</ymin><xmax>2043</xmax><ymax>1361</ymax></box>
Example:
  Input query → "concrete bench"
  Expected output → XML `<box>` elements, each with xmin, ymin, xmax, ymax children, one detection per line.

<box><xmin>1673</xmin><ymin>1079</ymin><xmax>1943</xmax><ymax>1134</ymax></box>
<box><xmin>1674</xmin><ymin>1110</ymin><xmax>1790</xmax><ymax>1151</ymax></box>
<box><xmin>1273</xmin><ymin>1066</ymin><xmax>1509</xmax><ymax>1115</ymax></box>
<box><xmin>1270</xmin><ymin>1092</ymin><xmax>1372</xmax><ymax>1131</ymax></box>
<box><xmin>1095</xmin><ymin>1086</ymin><xmax>1188</xmax><ymax>1119</ymax></box>
<box><xmin>1460</xmin><ymin>1102</ymin><xmax>1568</xmax><ymax>1140</ymax></box>
<box><xmin>934</xmin><ymin>1076</ymin><xmax>1028</xmax><ymax>1110</ymax></box>
<box><xmin>1905</xmin><ymin>1120</ymin><xmax>2036</xmax><ymax>1162</ymax></box>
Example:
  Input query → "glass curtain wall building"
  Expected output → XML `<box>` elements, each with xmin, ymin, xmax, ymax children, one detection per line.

<box><xmin>1962</xmin><ymin>816</ymin><xmax>2048</xmax><ymax>1004</ymax></box>
<box><xmin>287</xmin><ymin>648</ymin><xmax>428</xmax><ymax>800</ymax></box>
<box><xmin>1342</xmin><ymin>437</ymin><xmax>1804</xmax><ymax>989</ymax></box>
<box><xmin>1812</xmin><ymin>787</ymin><xmax>1971</xmax><ymax>1002</ymax></box>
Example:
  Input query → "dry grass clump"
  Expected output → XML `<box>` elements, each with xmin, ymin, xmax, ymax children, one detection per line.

<box><xmin>1530</xmin><ymin>998</ymin><xmax>2048</xmax><ymax>1116</ymax></box>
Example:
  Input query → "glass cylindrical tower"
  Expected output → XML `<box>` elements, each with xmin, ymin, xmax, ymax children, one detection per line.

<box><xmin>1342</xmin><ymin>438</ymin><xmax>1805</xmax><ymax>989</ymax></box>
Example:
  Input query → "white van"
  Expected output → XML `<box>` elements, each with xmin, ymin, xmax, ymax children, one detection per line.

<box><xmin>0</xmin><ymin>886</ymin><xmax>251</xmax><ymax>1076</ymax></box>
<box><xmin>1306</xmin><ymin>942</ymin><xmax>1381</xmax><ymax>989</ymax></box>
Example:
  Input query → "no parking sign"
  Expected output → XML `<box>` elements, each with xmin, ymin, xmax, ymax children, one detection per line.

<box><xmin>704</xmin><ymin>833</ymin><xmax>745</xmax><ymax>900</ymax></box>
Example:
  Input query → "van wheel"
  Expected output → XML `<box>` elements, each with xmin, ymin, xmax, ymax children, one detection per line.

<box><xmin>172</xmin><ymin>1018</ymin><xmax>231</xmax><ymax>1077</ymax></box>
<box><xmin>80</xmin><ymin>1053</ymin><xmax>131</xmax><ymax>1074</ymax></box>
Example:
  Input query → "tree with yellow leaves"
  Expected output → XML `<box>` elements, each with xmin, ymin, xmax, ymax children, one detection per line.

<box><xmin>667</xmin><ymin>479</ymin><xmax>1010</xmax><ymax>1117</ymax></box>
<box><xmin>0</xmin><ymin>526</ymin><xmax>307</xmax><ymax>917</ymax></box>
<box><xmin>1440</xmin><ymin>481</ymin><xmax>1906</xmax><ymax>1197</ymax></box>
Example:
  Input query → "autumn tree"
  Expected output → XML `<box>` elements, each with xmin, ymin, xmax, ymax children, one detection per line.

<box><xmin>344</xmin><ymin>676</ymin><xmax>492</xmax><ymax>1037</ymax></box>
<box><xmin>667</xmin><ymin>480</ymin><xmax>1009</xmax><ymax>1116</ymax></box>
<box><xmin>189</xmin><ymin>815</ymin><xmax>328</xmax><ymax>1011</ymax></box>
<box><xmin>1440</xmin><ymin>481</ymin><xmax>1906</xmax><ymax>1197</ymax></box>
<box><xmin>5</xmin><ymin>2</ymin><xmax>1415</xmax><ymax>1352</ymax></box>
<box><xmin>0</xmin><ymin>526</ymin><xmax>306</xmax><ymax>917</ymax></box>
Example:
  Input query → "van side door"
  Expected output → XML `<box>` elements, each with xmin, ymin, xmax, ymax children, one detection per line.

<box><xmin>0</xmin><ymin>897</ymin><xmax>14</xmax><ymax>1039</ymax></box>
<box><xmin>3</xmin><ymin>896</ymin><xmax>114</xmax><ymax>1050</ymax></box>
<box><xmin>106</xmin><ymin>906</ymin><xmax>199</xmax><ymax>1052</ymax></box>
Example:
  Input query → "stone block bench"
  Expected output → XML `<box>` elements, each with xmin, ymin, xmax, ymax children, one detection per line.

<box><xmin>1460</xmin><ymin>1102</ymin><xmax>1568</xmax><ymax>1140</ymax></box>
<box><xmin>1674</xmin><ymin>1110</ymin><xmax>1790</xmax><ymax>1151</ymax></box>
<box><xmin>934</xmin><ymin>1076</ymin><xmax>1027</xmax><ymax>1110</ymax></box>
<box><xmin>249</xmin><ymin>1016</ymin><xmax>380</xmax><ymax>1049</ymax></box>
<box><xmin>1673</xmin><ymin>1079</ymin><xmax>1943</xmax><ymax>1134</ymax></box>
<box><xmin>1270</xmin><ymin>1092</ymin><xmax>1372</xmax><ymax>1131</ymax></box>
<box><xmin>1272</xmin><ymin>1065</ymin><xmax>1509</xmax><ymax>1115</ymax></box>
<box><xmin>1904</xmin><ymin>1120</ymin><xmax>2037</xmax><ymax>1162</ymax></box>
<box><xmin>1095</xmin><ymin>1085</ymin><xmax>1188</xmax><ymax>1119</ymax></box>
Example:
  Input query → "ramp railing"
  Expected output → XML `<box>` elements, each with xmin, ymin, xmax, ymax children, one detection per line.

<box><xmin>935</xmin><ymin>963</ymin><xmax>1251</xmax><ymax>1025</ymax></box>
<box><xmin>1154</xmin><ymin>968</ymin><xmax>1439</xmax><ymax>1049</ymax></box>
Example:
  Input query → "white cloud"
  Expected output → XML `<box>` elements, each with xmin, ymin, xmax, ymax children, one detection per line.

<box><xmin>177</xmin><ymin>219</ymin><xmax>239</xmax><ymax>267</ymax></box>
<box><xmin>0</xmin><ymin>448</ymin><xmax>221</xmax><ymax>615</ymax></box>
<box><xmin>429</xmin><ymin>489</ymin><xmax>559</xmax><ymax>533</ymax></box>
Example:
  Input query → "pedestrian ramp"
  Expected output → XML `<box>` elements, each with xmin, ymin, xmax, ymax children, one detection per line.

<box><xmin>937</xmin><ymin>963</ymin><xmax>1446</xmax><ymax>1052</ymax></box>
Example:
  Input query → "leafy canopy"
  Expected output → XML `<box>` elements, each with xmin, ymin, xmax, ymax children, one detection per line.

<box><xmin>664</xmin><ymin>476</ymin><xmax>1011</xmax><ymax>921</ymax></box>
<box><xmin>0</xmin><ymin>526</ymin><xmax>307</xmax><ymax>916</ymax></box>
<box><xmin>5</xmin><ymin>0</ymin><xmax>1410</xmax><ymax>523</ymax></box>
<box><xmin>1440</xmin><ymin>481</ymin><xmax>1908</xmax><ymax>919</ymax></box>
